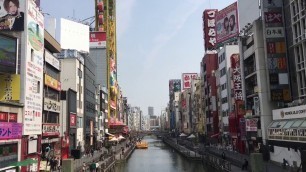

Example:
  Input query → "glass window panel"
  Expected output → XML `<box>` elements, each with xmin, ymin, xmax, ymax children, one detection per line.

<box><xmin>270</xmin><ymin>121</ymin><xmax>280</xmax><ymax>128</ymax></box>
<box><xmin>276</xmin><ymin>121</ymin><xmax>287</xmax><ymax>128</ymax></box>
<box><xmin>300</xmin><ymin>120</ymin><xmax>306</xmax><ymax>128</ymax></box>
<box><xmin>283</xmin><ymin>120</ymin><xmax>295</xmax><ymax>129</ymax></box>
<box><xmin>292</xmin><ymin>119</ymin><xmax>304</xmax><ymax>127</ymax></box>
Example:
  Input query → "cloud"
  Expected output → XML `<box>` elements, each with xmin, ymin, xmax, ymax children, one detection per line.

<box><xmin>117</xmin><ymin>0</ymin><xmax>137</xmax><ymax>38</ymax></box>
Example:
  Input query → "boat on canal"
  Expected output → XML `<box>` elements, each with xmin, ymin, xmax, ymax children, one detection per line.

<box><xmin>136</xmin><ymin>141</ymin><xmax>148</xmax><ymax>149</ymax></box>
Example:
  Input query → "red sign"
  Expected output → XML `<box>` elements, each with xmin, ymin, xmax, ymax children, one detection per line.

<box><xmin>9</xmin><ymin>113</ymin><xmax>17</xmax><ymax>122</ymax></box>
<box><xmin>90</xmin><ymin>32</ymin><xmax>106</xmax><ymax>48</ymax></box>
<box><xmin>231</xmin><ymin>54</ymin><xmax>243</xmax><ymax>100</ymax></box>
<box><xmin>265</xmin><ymin>12</ymin><xmax>283</xmax><ymax>24</ymax></box>
<box><xmin>70</xmin><ymin>113</ymin><xmax>76</xmax><ymax>127</ymax></box>
<box><xmin>182</xmin><ymin>73</ymin><xmax>198</xmax><ymax>90</ymax></box>
<box><xmin>0</xmin><ymin>112</ymin><xmax>8</xmax><ymax>122</ymax></box>
<box><xmin>246</xmin><ymin>118</ymin><xmax>258</xmax><ymax>131</ymax></box>
<box><xmin>203</xmin><ymin>9</ymin><xmax>218</xmax><ymax>50</ymax></box>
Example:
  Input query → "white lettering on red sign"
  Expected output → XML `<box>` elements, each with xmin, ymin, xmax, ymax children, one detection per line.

<box><xmin>205</xmin><ymin>10</ymin><xmax>217</xmax><ymax>48</ymax></box>
<box><xmin>231</xmin><ymin>54</ymin><xmax>243</xmax><ymax>101</ymax></box>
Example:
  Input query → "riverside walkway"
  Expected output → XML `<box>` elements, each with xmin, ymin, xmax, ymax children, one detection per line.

<box><xmin>162</xmin><ymin>136</ymin><xmax>293</xmax><ymax>172</ymax></box>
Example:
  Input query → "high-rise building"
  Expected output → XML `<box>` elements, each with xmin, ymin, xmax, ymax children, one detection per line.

<box><xmin>148</xmin><ymin>106</ymin><xmax>154</xmax><ymax>116</ymax></box>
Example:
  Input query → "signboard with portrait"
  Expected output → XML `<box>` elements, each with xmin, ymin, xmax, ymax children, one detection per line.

<box><xmin>215</xmin><ymin>2</ymin><xmax>239</xmax><ymax>44</ymax></box>
<box><xmin>0</xmin><ymin>0</ymin><xmax>25</xmax><ymax>31</ymax></box>
<box><xmin>182</xmin><ymin>73</ymin><xmax>198</xmax><ymax>90</ymax></box>
<box><xmin>0</xmin><ymin>35</ymin><xmax>18</xmax><ymax>73</ymax></box>
<box><xmin>23</xmin><ymin>0</ymin><xmax>44</xmax><ymax>135</ymax></box>
<box><xmin>203</xmin><ymin>9</ymin><xmax>218</xmax><ymax>50</ymax></box>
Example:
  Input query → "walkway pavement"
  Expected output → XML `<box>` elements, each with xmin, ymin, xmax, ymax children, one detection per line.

<box><xmin>167</xmin><ymin>137</ymin><xmax>293</xmax><ymax>172</ymax></box>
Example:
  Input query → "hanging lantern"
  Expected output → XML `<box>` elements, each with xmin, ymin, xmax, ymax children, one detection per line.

<box><xmin>98</xmin><ymin>14</ymin><xmax>103</xmax><ymax>25</ymax></box>
<box><xmin>98</xmin><ymin>2</ymin><xmax>104</xmax><ymax>12</ymax></box>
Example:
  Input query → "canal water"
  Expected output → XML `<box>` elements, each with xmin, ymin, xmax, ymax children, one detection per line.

<box><xmin>115</xmin><ymin>135</ymin><xmax>208</xmax><ymax>172</ymax></box>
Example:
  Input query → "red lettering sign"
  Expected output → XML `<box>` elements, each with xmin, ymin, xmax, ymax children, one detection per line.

<box><xmin>70</xmin><ymin>113</ymin><xmax>76</xmax><ymax>127</ymax></box>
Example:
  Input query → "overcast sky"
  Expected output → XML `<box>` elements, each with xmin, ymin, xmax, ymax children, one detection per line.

<box><xmin>41</xmin><ymin>0</ymin><xmax>236</xmax><ymax>116</ymax></box>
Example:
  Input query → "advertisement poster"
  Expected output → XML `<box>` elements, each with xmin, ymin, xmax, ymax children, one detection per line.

<box><xmin>215</xmin><ymin>2</ymin><xmax>239</xmax><ymax>44</ymax></box>
<box><xmin>0</xmin><ymin>35</ymin><xmax>17</xmax><ymax>73</ymax></box>
<box><xmin>0</xmin><ymin>122</ymin><xmax>22</xmax><ymax>140</ymax></box>
<box><xmin>0</xmin><ymin>74</ymin><xmax>20</xmax><ymax>101</ymax></box>
<box><xmin>23</xmin><ymin>0</ymin><xmax>44</xmax><ymax>135</ymax></box>
<box><xmin>0</xmin><ymin>0</ymin><xmax>25</xmax><ymax>31</ymax></box>
<box><xmin>169</xmin><ymin>79</ymin><xmax>181</xmax><ymax>99</ymax></box>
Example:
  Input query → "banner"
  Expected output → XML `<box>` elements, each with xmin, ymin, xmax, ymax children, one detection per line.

<box><xmin>0</xmin><ymin>122</ymin><xmax>22</xmax><ymax>140</ymax></box>
<box><xmin>182</xmin><ymin>73</ymin><xmax>198</xmax><ymax>90</ymax></box>
<box><xmin>203</xmin><ymin>9</ymin><xmax>218</xmax><ymax>49</ymax></box>
<box><xmin>90</xmin><ymin>32</ymin><xmax>106</xmax><ymax>48</ymax></box>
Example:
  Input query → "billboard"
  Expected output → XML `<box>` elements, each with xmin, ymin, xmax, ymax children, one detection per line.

<box><xmin>169</xmin><ymin>79</ymin><xmax>181</xmax><ymax>100</ymax></box>
<box><xmin>0</xmin><ymin>0</ymin><xmax>25</xmax><ymax>31</ymax></box>
<box><xmin>0</xmin><ymin>74</ymin><xmax>20</xmax><ymax>101</ymax></box>
<box><xmin>0</xmin><ymin>35</ymin><xmax>17</xmax><ymax>73</ymax></box>
<box><xmin>45</xmin><ymin>74</ymin><xmax>61</xmax><ymax>91</ymax></box>
<box><xmin>60</xmin><ymin>18</ymin><xmax>89</xmax><ymax>53</ymax></box>
<box><xmin>203</xmin><ymin>9</ymin><xmax>218</xmax><ymax>50</ymax></box>
<box><xmin>262</xmin><ymin>0</ymin><xmax>290</xmax><ymax>102</ymax></box>
<box><xmin>182</xmin><ymin>73</ymin><xmax>198</xmax><ymax>90</ymax></box>
<box><xmin>90</xmin><ymin>32</ymin><xmax>106</xmax><ymax>48</ymax></box>
<box><xmin>216</xmin><ymin>2</ymin><xmax>239</xmax><ymax>44</ymax></box>
<box><xmin>23</xmin><ymin>0</ymin><xmax>44</xmax><ymax>135</ymax></box>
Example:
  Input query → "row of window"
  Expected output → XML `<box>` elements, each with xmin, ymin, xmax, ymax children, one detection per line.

<box><xmin>219</xmin><ymin>53</ymin><xmax>225</xmax><ymax>64</ymax></box>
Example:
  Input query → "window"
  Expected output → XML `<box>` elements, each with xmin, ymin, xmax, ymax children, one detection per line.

<box><xmin>31</xmin><ymin>49</ymin><xmax>34</xmax><ymax>62</ymax></box>
<box><xmin>220</xmin><ymin>67</ymin><xmax>226</xmax><ymax>77</ymax></box>
<box><xmin>37</xmin><ymin>81</ymin><xmax>40</xmax><ymax>93</ymax></box>
<box><xmin>77</xmin><ymin>117</ymin><xmax>83</xmax><ymax>128</ymax></box>
<box><xmin>43</xmin><ymin>112</ymin><xmax>59</xmax><ymax>124</ymax></box>
<box><xmin>44</xmin><ymin>88</ymin><xmax>59</xmax><ymax>101</ymax></box>
<box><xmin>78</xmin><ymin>68</ymin><xmax>82</xmax><ymax>78</ymax></box>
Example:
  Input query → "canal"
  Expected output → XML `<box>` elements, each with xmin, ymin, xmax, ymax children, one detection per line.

<box><xmin>115</xmin><ymin>135</ymin><xmax>208</xmax><ymax>172</ymax></box>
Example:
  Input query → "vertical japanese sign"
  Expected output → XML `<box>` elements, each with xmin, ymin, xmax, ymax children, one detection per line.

<box><xmin>23</xmin><ymin>0</ymin><xmax>44</xmax><ymax>135</ymax></box>
<box><xmin>262</xmin><ymin>0</ymin><xmax>290</xmax><ymax>102</ymax></box>
<box><xmin>182</xmin><ymin>73</ymin><xmax>198</xmax><ymax>90</ymax></box>
<box><xmin>203</xmin><ymin>9</ymin><xmax>217</xmax><ymax>50</ymax></box>
<box><xmin>231</xmin><ymin>54</ymin><xmax>243</xmax><ymax>101</ymax></box>
<box><xmin>70</xmin><ymin>113</ymin><xmax>76</xmax><ymax>127</ymax></box>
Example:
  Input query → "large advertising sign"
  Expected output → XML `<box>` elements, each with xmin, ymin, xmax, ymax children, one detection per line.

<box><xmin>0</xmin><ymin>35</ymin><xmax>18</xmax><ymax>73</ymax></box>
<box><xmin>262</xmin><ymin>0</ymin><xmax>290</xmax><ymax>102</ymax></box>
<box><xmin>43</xmin><ymin>98</ymin><xmax>60</xmax><ymax>113</ymax></box>
<box><xmin>0</xmin><ymin>122</ymin><xmax>22</xmax><ymax>140</ymax></box>
<box><xmin>182</xmin><ymin>73</ymin><xmax>198</xmax><ymax>90</ymax></box>
<box><xmin>0</xmin><ymin>74</ymin><xmax>20</xmax><ymax>101</ymax></box>
<box><xmin>230</xmin><ymin>54</ymin><xmax>243</xmax><ymax>100</ymax></box>
<box><xmin>169</xmin><ymin>79</ymin><xmax>181</xmax><ymax>100</ymax></box>
<box><xmin>0</xmin><ymin>0</ymin><xmax>25</xmax><ymax>31</ymax></box>
<box><xmin>23</xmin><ymin>0</ymin><xmax>44</xmax><ymax>135</ymax></box>
<box><xmin>216</xmin><ymin>2</ymin><xmax>239</xmax><ymax>44</ymax></box>
<box><xmin>60</xmin><ymin>18</ymin><xmax>89</xmax><ymax>53</ymax></box>
<box><xmin>203</xmin><ymin>9</ymin><xmax>218</xmax><ymax>50</ymax></box>
<box><xmin>90</xmin><ymin>32</ymin><xmax>106</xmax><ymax>48</ymax></box>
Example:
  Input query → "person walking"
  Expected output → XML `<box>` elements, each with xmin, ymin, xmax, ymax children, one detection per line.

<box><xmin>242</xmin><ymin>159</ymin><xmax>248</xmax><ymax>170</ymax></box>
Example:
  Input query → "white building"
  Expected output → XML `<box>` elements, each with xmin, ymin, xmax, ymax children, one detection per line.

<box><xmin>59</xmin><ymin>50</ymin><xmax>85</xmax><ymax>147</ymax></box>
<box><xmin>217</xmin><ymin>45</ymin><xmax>239</xmax><ymax>136</ymax></box>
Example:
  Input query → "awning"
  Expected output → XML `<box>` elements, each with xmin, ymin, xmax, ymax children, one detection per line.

<box><xmin>8</xmin><ymin>158</ymin><xmax>38</xmax><ymax>167</ymax></box>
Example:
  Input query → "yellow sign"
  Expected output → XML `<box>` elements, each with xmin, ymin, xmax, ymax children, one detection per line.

<box><xmin>0</xmin><ymin>74</ymin><xmax>20</xmax><ymax>101</ymax></box>
<box><xmin>45</xmin><ymin>74</ymin><xmax>61</xmax><ymax>91</ymax></box>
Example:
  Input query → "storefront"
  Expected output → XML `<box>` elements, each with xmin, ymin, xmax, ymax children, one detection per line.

<box><xmin>268</xmin><ymin>105</ymin><xmax>306</xmax><ymax>166</ymax></box>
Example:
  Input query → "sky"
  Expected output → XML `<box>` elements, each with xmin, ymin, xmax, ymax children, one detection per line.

<box><xmin>41</xmin><ymin>0</ymin><xmax>236</xmax><ymax>116</ymax></box>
